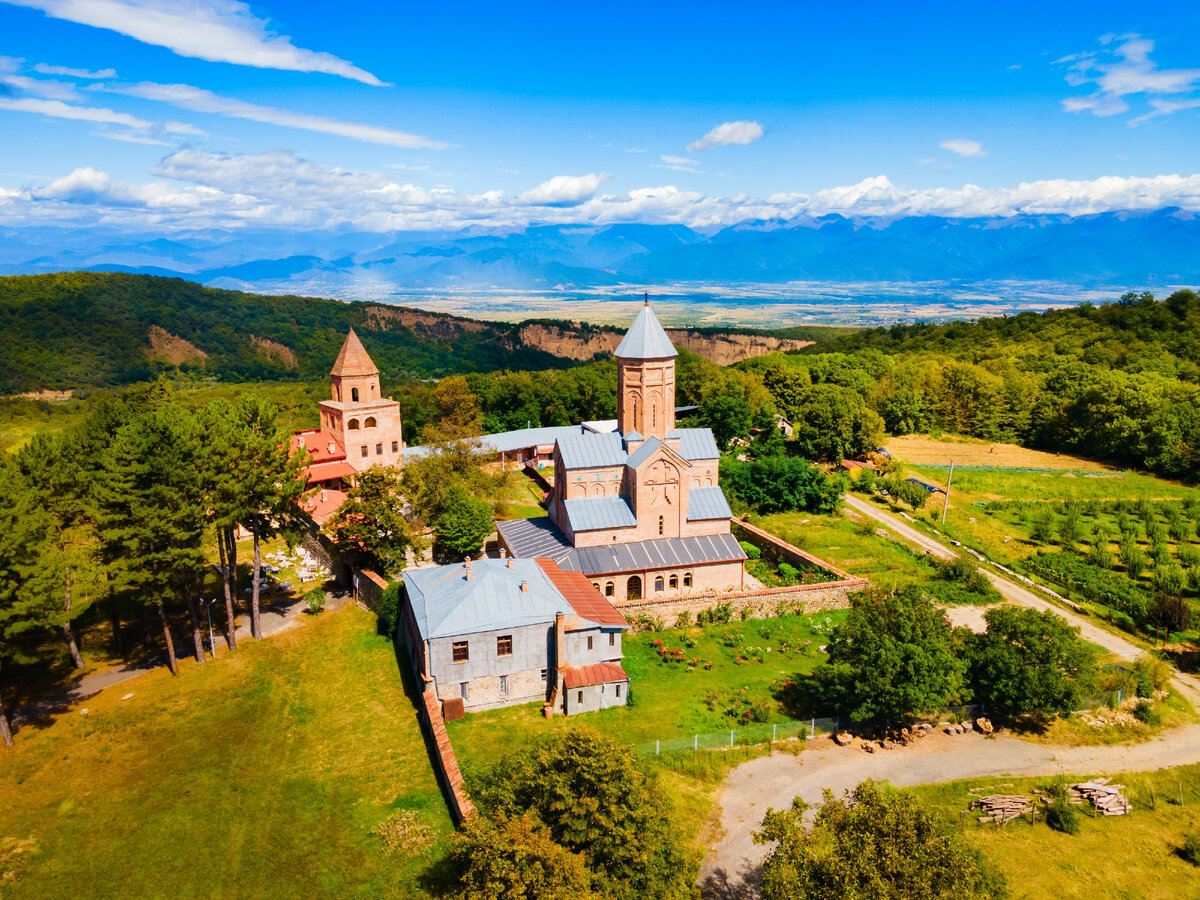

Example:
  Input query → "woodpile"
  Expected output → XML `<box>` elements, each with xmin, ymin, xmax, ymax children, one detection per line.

<box><xmin>970</xmin><ymin>794</ymin><xmax>1034</xmax><ymax>825</ymax></box>
<box><xmin>1071</xmin><ymin>779</ymin><xmax>1131</xmax><ymax>816</ymax></box>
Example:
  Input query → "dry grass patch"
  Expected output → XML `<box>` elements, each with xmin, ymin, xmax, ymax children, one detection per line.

<box><xmin>887</xmin><ymin>435</ymin><xmax>1111</xmax><ymax>470</ymax></box>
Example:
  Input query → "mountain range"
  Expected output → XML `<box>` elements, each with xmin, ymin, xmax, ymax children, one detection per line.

<box><xmin>2</xmin><ymin>208</ymin><xmax>1199</xmax><ymax>294</ymax></box>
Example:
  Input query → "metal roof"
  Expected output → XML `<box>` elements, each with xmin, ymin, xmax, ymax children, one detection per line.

<box><xmin>562</xmin><ymin>662</ymin><xmax>629</xmax><ymax>688</ymax></box>
<box><xmin>687</xmin><ymin>486</ymin><xmax>733</xmax><ymax>521</ymax></box>
<box><xmin>536</xmin><ymin>559</ymin><xmax>628</xmax><ymax>628</ymax></box>
<box><xmin>669</xmin><ymin>428</ymin><xmax>720</xmax><ymax>461</ymax></box>
<box><xmin>404</xmin><ymin>425</ymin><xmax>585</xmax><ymax>462</ymax></box>
<box><xmin>614</xmin><ymin>303</ymin><xmax>677</xmax><ymax>360</ymax></box>
<box><xmin>557</xmin><ymin>431</ymin><xmax>628</xmax><ymax>470</ymax></box>
<box><xmin>496</xmin><ymin>517</ymin><xmax>746</xmax><ymax>575</ymax></box>
<box><xmin>582</xmin><ymin>419</ymin><xmax>618</xmax><ymax>434</ymax></box>
<box><xmin>625</xmin><ymin>435</ymin><xmax>664</xmax><ymax>470</ymax></box>
<box><xmin>403</xmin><ymin>558</ymin><xmax>574</xmax><ymax>640</ymax></box>
<box><xmin>563</xmin><ymin>496</ymin><xmax>638</xmax><ymax>532</ymax></box>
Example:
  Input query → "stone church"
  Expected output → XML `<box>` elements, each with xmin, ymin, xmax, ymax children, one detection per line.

<box><xmin>497</xmin><ymin>300</ymin><xmax>746</xmax><ymax>604</ymax></box>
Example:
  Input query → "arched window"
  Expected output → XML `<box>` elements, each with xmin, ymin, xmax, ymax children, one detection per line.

<box><xmin>364</xmin><ymin>417</ymin><xmax>377</xmax><ymax>429</ymax></box>
<box><xmin>593</xmin><ymin>482</ymin><xmax>604</xmax><ymax>497</ymax></box>
<box><xmin>669</xmin><ymin>574</ymin><xmax>678</xmax><ymax>589</ymax></box>
<box><xmin>658</xmin><ymin>515</ymin><xmax>664</xmax><ymax>536</ymax></box>
<box><xmin>683</xmin><ymin>572</ymin><xmax>692</xmax><ymax>588</ymax></box>
<box><xmin>347</xmin><ymin>418</ymin><xmax>360</xmax><ymax>430</ymax></box>
<box><xmin>626</xmin><ymin>576</ymin><xmax>642</xmax><ymax>601</ymax></box>
<box><xmin>605</xmin><ymin>582</ymin><xmax>615</xmax><ymax>597</ymax></box>
<box><xmin>351</xmin><ymin>387</ymin><xmax>360</xmax><ymax>402</ymax></box>
<box><xmin>593</xmin><ymin>583</ymin><xmax>601</xmax><ymax>592</ymax></box>
<box><xmin>654</xmin><ymin>575</ymin><xmax>664</xmax><ymax>592</ymax></box>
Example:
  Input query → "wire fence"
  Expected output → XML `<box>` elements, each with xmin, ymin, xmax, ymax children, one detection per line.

<box><xmin>633</xmin><ymin>695</ymin><xmax>1130</xmax><ymax>757</ymax></box>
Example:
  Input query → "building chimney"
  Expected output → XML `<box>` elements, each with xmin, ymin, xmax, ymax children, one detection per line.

<box><xmin>320</xmin><ymin>490</ymin><xmax>327</xmax><ymax>503</ymax></box>
<box><xmin>507</xmin><ymin>557</ymin><xmax>514</xmax><ymax>569</ymax></box>
<box><xmin>500</xmin><ymin>548</ymin><xmax>507</xmax><ymax>559</ymax></box>
<box><xmin>520</xmin><ymin>581</ymin><xmax>528</xmax><ymax>592</ymax></box>
<box><xmin>464</xmin><ymin>556</ymin><xmax>472</xmax><ymax>581</ymax></box>
<box><xmin>555</xmin><ymin>612</ymin><xmax>566</xmax><ymax>670</ymax></box>
<box><xmin>327</xmin><ymin>441</ymin><xmax>335</xmax><ymax>455</ymax></box>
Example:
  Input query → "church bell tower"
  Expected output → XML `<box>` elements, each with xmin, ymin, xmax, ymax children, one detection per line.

<box><xmin>615</xmin><ymin>297</ymin><xmax>678</xmax><ymax>440</ymax></box>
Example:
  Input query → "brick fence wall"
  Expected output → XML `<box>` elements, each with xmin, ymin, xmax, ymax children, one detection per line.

<box><xmin>616</xmin><ymin>578</ymin><xmax>865</xmax><ymax>623</ymax></box>
<box><xmin>732</xmin><ymin>517</ymin><xmax>859</xmax><ymax>581</ymax></box>
<box><xmin>420</xmin><ymin>689</ymin><xmax>476</xmax><ymax>824</ymax></box>
<box><xmin>522</xmin><ymin>462</ymin><xmax>553</xmax><ymax>494</ymax></box>
<box><xmin>356</xmin><ymin>568</ymin><xmax>388</xmax><ymax>614</ymax></box>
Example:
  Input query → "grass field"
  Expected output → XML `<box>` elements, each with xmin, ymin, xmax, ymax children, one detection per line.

<box><xmin>886</xmin><ymin>434</ymin><xmax>1112</xmax><ymax>470</ymax></box>
<box><xmin>446</xmin><ymin>611</ymin><xmax>844</xmax><ymax>770</ymax></box>
<box><xmin>0</xmin><ymin>606</ymin><xmax>452</xmax><ymax>899</ymax></box>
<box><xmin>908</xmin><ymin>765</ymin><xmax>1200</xmax><ymax>899</ymax></box>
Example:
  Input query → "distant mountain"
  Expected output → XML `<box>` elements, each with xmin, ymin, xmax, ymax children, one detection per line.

<box><xmin>2</xmin><ymin>209</ymin><xmax>1198</xmax><ymax>292</ymax></box>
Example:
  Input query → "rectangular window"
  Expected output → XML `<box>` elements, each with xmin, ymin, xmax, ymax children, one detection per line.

<box><xmin>391</xmin><ymin>441</ymin><xmax>399</xmax><ymax>453</ymax></box>
<box><xmin>609</xmin><ymin>632</ymin><xmax>616</xmax><ymax>647</ymax></box>
<box><xmin>452</xmin><ymin>641</ymin><xmax>469</xmax><ymax>663</ymax></box>
<box><xmin>361</xmin><ymin>445</ymin><xmax>368</xmax><ymax>458</ymax></box>
<box><xmin>587</xmin><ymin>635</ymin><xmax>593</xmax><ymax>651</ymax></box>
<box><xmin>577</xmin><ymin>691</ymin><xmax>583</xmax><ymax>703</ymax></box>
<box><xmin>497</xmin><ymin>635</ymin><xmax>513</xmax><ymax>656</ymax></box>
<box><xmin>540</xmin><ymin>668</ymin><xmax>548</xmax><ymax>682</ymax></box>
<box><xmin>460</xmin><ymin>681</ymin><xmax>469</xmax><ymax>702</ymax></box>
<box><xmin>499</xmin><ymin>674</ymin><xmax>508</xmax><ymax>695</ymax></box>
<box><xmin>616</xmin><ymin>684</ymin><xmax>622</xmax><ymax>698</ymax></box>
<box><xmin>375</xmin><ymin>443</ymin><xmax>383</xmax><ymax>455</ymax></box>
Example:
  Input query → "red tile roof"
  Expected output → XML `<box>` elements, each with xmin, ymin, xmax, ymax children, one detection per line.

<box><xmin>300</xmin><ymin>488</ymin><xmax>347</xmax><ymax>523</ymax></box>
<box><xmin>535</xmin><ymin>558</ymin><xmax>628</xmax><ymax>628</ymax></box>
<box><xmin>562</xmin><ymin>662</ymin><xmax>628</xmax><ymax>689</ymax></box>
<box><xmin>564</xmin><ymin>662</ymin><xmax>633</xmax><ymax>691</ymax></box>
<box><xmin>307</xmin><ymin>460</ymin><xmax>357</xmax><ymax>483</ymax></box>
<box><xmin>292</xmin><ymin>428</ymin><xmax>346</xmax><ymax>463</ymax></box>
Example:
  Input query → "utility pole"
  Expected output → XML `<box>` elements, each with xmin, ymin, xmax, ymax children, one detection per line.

<box><xmin>941</xmin><ymin>459</ymin><xmax>955</xmax><ymax>525</ymax></box>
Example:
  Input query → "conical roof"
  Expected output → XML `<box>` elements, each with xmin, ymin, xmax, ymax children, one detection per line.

<box><xmin>330</xmin><ymin>328</ymin><xmax>379</xmax><ymax>377</ymax></box>
<box><xmin>614</xmin><ymin>300</ymin><xmax>677</xmax><ymax>360</ymax></box>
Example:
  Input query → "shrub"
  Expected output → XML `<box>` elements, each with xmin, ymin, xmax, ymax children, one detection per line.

<box><xmin>674</xmin><ymin>610</ymin><xmax>692</xmax><ymax>628</ymax></box>
<box><xmin>739</xmin><ymin>540</ymin><xmax>762</xmax><ymax>560</ymax></box>
<box><xmin>305</xmin><ymin>587</ymin><xmax>326</xmax><ymax>615</ymax></box>
<box><xmin>1046</xmin><ymin>798</ymin><xmax>1080</xmax><ymax>835</ymax></box>
<box><xmin>1132</xmin><ymin>653</ymin><xmax>1172</xmax><ymax>695</ymax></box>
<box><xmin>1181</xmin><ymin>833</ymin><xmax>1200</xmax><ymax>867</ymax></box>
<box><xmin>697</xmin><ymin>602</ymin><xmax>734</xmax><ymax>625</ymax></box>
<box><xmin>1132</xmin><ymin>700</ymin><xmax>1161</xmax><ymax>725</ymax></box>
<box><xmin>777</xmin><ymin>563</ymin><xmax>800</xmax><ymax>584</ymax></box>
<box><xmin>379</xmin><ymin>581</ymin><xmax>402</xmax><ymax>634</ymax></box>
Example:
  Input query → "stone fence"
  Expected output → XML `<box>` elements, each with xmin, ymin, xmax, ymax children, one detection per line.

<box><xmin>732</xmin><ymin>517</ymin><xmax>859</xmax><ymax>581</ymax></box>
<box><xmin>615</xmin><ymin>577</ymin><xmax>865</xmax><ymax>623</ymax></box>
<box><xmin>420</xmin><ymin>689</ymin><xmax>476</xmax><ymax>824</ymax></box>
<box><xmin>355</xmin><ymin>568</ymin><xmax>388</xmax><ymax>614</ymax></box>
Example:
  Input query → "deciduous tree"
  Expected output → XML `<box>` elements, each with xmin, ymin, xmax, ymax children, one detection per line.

<box><xmin>327</xmin><ymin>467</ymin><xmax>423</xmax><ymax>574</ymax></box>
<box><xmin>434</xmin><ymin>485</ymin><xmax>494</xmax><ymax>558</ymax></box>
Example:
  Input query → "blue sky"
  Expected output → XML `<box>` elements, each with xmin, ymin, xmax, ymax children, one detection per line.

<box><xmin>1</xmin><ymin>0</ymin><xmax>1199</xmax><ymax>231</ymax></box>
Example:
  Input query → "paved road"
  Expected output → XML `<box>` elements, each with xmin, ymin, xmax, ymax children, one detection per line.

<box><xmin>700</xmin><ymin>722</ymin><xmax>1200</xmax><ymax>899</ymax></box>
<box><xmin>12</xmin><ymin>591</ymin><xmax>348</xmax><ymax>729</ymax></box>
<box><xmin>698</xmin><ymin>495</ymin><xmax>1200</xmax><ymax>898</ymax></box>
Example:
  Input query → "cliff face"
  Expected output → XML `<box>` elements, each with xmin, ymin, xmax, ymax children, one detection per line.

<box><xmin>515</xmin><ymin>323</ymin><xmax>811</xmax><ymax>365</ymax></box>
<box><xmin>366</xmin><ymin>305</ymin><xmax>490</xmax><ymax>337</ymax></box>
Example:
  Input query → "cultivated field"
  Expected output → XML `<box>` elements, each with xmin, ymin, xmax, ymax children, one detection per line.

<box><xmin>886</xmin><ymin>435</ymin><xmax>1112</xmax><ymax>471</ymax></box>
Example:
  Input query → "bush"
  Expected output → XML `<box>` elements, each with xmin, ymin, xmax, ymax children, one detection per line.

<box><xmin>934</xmin><ymin>556</ymin><xmax>1001</xmax><ymax>601</ymax></box>
<box><xmin>379</xmin><ymin>582</ymin><xmax>402</xmax><ymax>635</ymax></box>
<box><xmin>777</xmin><ymin>563</ymin><xmax>800</xmax><ymax>584</ymax></box>
<box><xmin>697</xmin><ymin>602</ymin><xmax>734</xmax><ymax>626</ymax></box>
<box><xmin>674</xmin><ymin>610</ymin><xmax>692</xmax><ymax>628</ymax></box>
<box><xmin>1132</xmin><ymin>653</ymin><xmax>1172</xmax><ymax>695</ymax></box>
<box><xmin>739</xmin><ymin>540</ymin><xmax>762</xmax><ymax>560</ymax></box>
<box><xmin>720</xmin><ymin>455</ymin><xmax>843</xmax><ymax>515</ymax></box>
<box><xmin>1132</xmin><ymin>700</ymin><xmax>1161</xmax><ymax>725</ymax></box>
<box><xmin>1046</xmin><ymin>798</ymin><xmax>1080</xmax><ymax>835</ymax></box>
<box><xmin>1181</xmin><ymin>833</ymin><xmax>1200</xmax><ymax>867</ymax></box>
<box><xmin>305</xmin><ymin>587</ymin><xmax>326</xmax><ymax>615</ymax></box>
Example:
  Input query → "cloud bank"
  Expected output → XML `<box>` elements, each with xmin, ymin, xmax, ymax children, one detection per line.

<box><xmin>1060</xmin><ymin>34</ymin><xmax>1200</xmax><ymax>125</ymax></box>
<box><xmin>4</xmin><ymin>0</ymin><xmax>386</xmax><ymax>85</ymax></box>
<box><xmin>2</xmin><ymin>151</ymin><xmax>1199</xmax><ymax>232</ymax></box>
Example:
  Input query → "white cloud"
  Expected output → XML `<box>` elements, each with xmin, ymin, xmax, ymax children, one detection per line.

<box><xmin>6</xmin><ymin>152</ymin><xmax>1200</xmax><ymax>233</ymax></box>
<box><xmin>0</xmin><ymin>73</ymin><xmax>80</xmax><ymax>100</ymax></box>
<box><xmin>685</xmin><ymin>120</ymin><xmax>764</xmax><ymax>152</ymax></box>
<box><xmin>653</xmin><ymin>154</ymin><xmax>703</xmax><ymax>174</ymax></box>
<box><xmin>624</xmin><ymin>147</ymin><xmax>647</xmax><ymax>153</ymax></box>
<box><xmin>940</xmin><ymin>138</ymin><xmax>987</xmax><ymax>158</ymax></box>
<box><xmin>5</xmin><ymin>0</ymin><xmax>385</xmax><ymax>85</ymax></box>
<box><xmin>1060</xmin><ymin>34</ymin><xmax>1200</xmax><ymax>124</ymax></box>
<box><xmin>516</xmin><ymin>172</ymin><xmax>611</xmax><ymax>206</ymax></box>
<box><xmin>92</xmin><ymin>129</ymin><xmax>170</xmax><ymax>145</ymax></box>
<box><xmin>0</xmin><ymin>95</ymin><xmax>153</xmax><ymax>128</ymax></box>
<box><xmin>96</xmin><ymin>81</ymin><xmax>451</xmax><ymax>149</ymax></box>
<box><xmin>34</xmin><ymin>63</ymin><xmax>116</xmax><ymax>78</ymax></box>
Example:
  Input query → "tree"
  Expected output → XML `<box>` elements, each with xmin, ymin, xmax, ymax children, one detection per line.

<box><xmin>425</xmin><ymin>376</ymin><xmax>484</xmax><ymax>441</ymax></box>
<box><xmin>756</xmin><ymin>781</ymin><xmax>1007</xmax><ymax>900</ymax></box>
<box><xmin>788</xmin><ymin>384</ymin><xmax>884</xmax><ymax>462</ymax></box>
<box><xmin>719</xmin><ymin>455</ymin><xmax>842</xmax><ymax>515</ymax></box>
<box><xmin>967</xmin><ymin>606</ymin><xmax>1096</xmax><ymax>717</ymax></box>
<box><xmin>701</xmin><ymin>394</ymin><xmax>753</xmax><ymax>451</ymax></box>
<box><xmin>444</xmin><ymin>812</ymin><xmax>599</xmax><ymax>900</ymax></box>
<box><xmin>434</xmin><ymin>485</ymin><xmax>494</xmax><ymax>558</ymax></box>
<box><xmin>748</xmin><ymin>405</ymin><xmax>787</xmax><ymax>459</ymax></box>
<box><xmin>327</xmin><ymin>466</ymin><xmax>423</xmax><ymax>574</ymax></box>
<box><xmin>883</xmin><ymin>475</ymin><xmax>931</xmax><ymax>511</ymax></box>
<box><xmin>474</xmin><ymin>728</ymin><xmax>698</xmax><ymax>899</ymax></box>
<box><xmin>816</xmin><ymin>587</ymin><xmax>968</xmax><ymax>724</ymax></box>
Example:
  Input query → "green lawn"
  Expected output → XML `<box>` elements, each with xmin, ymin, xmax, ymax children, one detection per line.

<box><xmin>1</xmin><ymin>606</ymin><xmax>451</xmax><ymax>899</ymax></box>
<box><xmin>447</xmin><ymin>612</ymin><xmax>844</xmax><ymax>771</ymax></box>
<box><xmin>907</xmin><ymin>765</ymin><xmax>1200</xmax><ymax>900</ymax></box>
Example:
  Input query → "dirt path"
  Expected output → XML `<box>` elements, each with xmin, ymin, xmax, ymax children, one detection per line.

<box><xmin>700</xmin><ymin>723</ymin><xmax>1200</xmax><ymax>899</ymax></box>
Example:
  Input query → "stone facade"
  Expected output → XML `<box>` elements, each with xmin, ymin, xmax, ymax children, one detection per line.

<box><xmin>616</xmin><ymin>580</ymin><xmax>863</xmax><ymax>624</ymax></box>
<box><xmin>563</xmin><ymin>679</ymin><xmax>628</xmax><ymax>715</ymax></box>
<box><xmin>587</xmin><ymin>558</ymin><xmax>746</xmax><ymax>604</ymax></box>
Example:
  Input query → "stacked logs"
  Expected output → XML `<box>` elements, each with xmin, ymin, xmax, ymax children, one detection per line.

<box><xmin>970</xmin><ymin>794</ymin><xmax>1034</xmax><ymax>825</ymax></box>
<box><xmin>1071</xmin><ymin>779</ymin><xmax>1131</xmax><ymax>816</ymax></box>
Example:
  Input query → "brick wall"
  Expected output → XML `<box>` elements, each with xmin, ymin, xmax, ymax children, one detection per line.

<box><xmin>356</xmin><ymin>568</ymin><xmax>388</xmax><ymax>614</ymax></box>
<box><xmin>615</xmin><ymin>579</ymin><xmax>864</xmax><ymax>623</ymax></box>
<box><xmin>732</xmin><ymin>517</ymin><xmax>858</xmax><ymax>581</ymax></box>
<box><xmin>420</xmin><ymin>689</ymin><xmax>476</xmax><ymax>824</ymax></box>
<box><xmin>522</xmin><ymin>462</ymin><xmax>552</xmax><ymax>493</ymax></box>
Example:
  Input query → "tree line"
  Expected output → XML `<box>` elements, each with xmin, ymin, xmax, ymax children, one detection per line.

<box><xmin>0</xmin><ymin>381</ymin><xmax>308</xmax><ymax>746</ymax></box>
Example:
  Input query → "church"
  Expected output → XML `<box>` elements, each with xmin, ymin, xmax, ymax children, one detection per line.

<box><xmin>496</xmin><ymin>300</ymin><xmax>747</xmax><ymax>604</ymax></box>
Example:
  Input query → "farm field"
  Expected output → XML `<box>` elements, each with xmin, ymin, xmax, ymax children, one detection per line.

<box><xmin>885</xmin><ymin>434</ymin><xmax>1112</xmax><ymax>470</ymax></box>
<box><xmin>446</xmin><ymin>610</ymin><xmax>845</xmax><ymax>770</ymax></box>
<box><xmin>0</xmin><ymin>605</ymin><xmax>452</xmax><ymax>899</ymax></box>
<box><xmin>908</xmin><ymin>764</ymin><xmax>1200</xmax><ymax>900</ymax></box>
